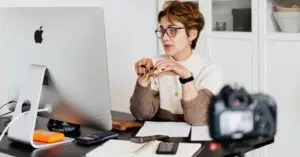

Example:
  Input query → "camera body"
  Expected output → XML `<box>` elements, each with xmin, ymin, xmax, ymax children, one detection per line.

<box><xmin>208</xmin><ymin>84</ymin><xmax>277</xmax><ymax>142</ymax></box>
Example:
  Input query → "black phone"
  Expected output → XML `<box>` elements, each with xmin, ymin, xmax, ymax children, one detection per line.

<box><xmin>156</xmin><ymin>141</ymin><xmax>179</xmax><ymax>155</ymax></box>
<box><xmin>75</xmin><ymin>131</ymin><xmax>118</xmax><ymax>145</ymax></box>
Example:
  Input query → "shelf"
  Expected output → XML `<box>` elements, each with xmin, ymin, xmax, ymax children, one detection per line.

<box><xmin>266</xmin><ymin>0</ymin><xmax>300</xmax><ymax>34</ymax></box>
<box><xmin>265</xmin><ymin>33</ymin><xmax>300</xmax><ymax>41</ymax></box>
<box><xmin>212</xmin><ymin>0</ymin><xmax>252</xmax><ymax>32</ymax></box>
<box><xmin>210</xmin><ymin>32</ymin><xmax>253</xmax><ymax>39</ymax></box>
<box><xmin>212</xmin><ymin>0</ymin><xmax>233</xmax><ymax>2</ymax></box>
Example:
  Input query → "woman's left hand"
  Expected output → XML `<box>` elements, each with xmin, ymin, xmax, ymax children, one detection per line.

<box><xmin>154</xmin><ymin>59</ymin><xmax>192</xmax><ymax>79</ymax></box>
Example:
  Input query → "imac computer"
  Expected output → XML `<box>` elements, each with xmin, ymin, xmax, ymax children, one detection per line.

<box><xmin>0</xmin><ymin>7</ymin><xmax>112</xmax><ymax>148</ymax></box>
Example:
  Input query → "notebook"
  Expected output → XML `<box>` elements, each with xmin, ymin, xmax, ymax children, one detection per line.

<box><xmin>85</xmin><ymin>139</ymin><xmax>202</xmax><ymax>157</ymax></box>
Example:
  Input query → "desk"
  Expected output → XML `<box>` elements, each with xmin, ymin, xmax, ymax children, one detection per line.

<box><xmin>0</xmin><ymin>111</ymin><xmax>272</xmax><ymax>157</ymax></box>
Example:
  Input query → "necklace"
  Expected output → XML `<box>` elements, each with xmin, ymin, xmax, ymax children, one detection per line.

<box><xmin>174</xmin><ymin>76</ymin><xmax>181</xmax><ymax>97</ymax></box>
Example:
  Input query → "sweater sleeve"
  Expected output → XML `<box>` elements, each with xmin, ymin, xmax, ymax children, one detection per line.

<box><xmin>181</xmin><ymin>63</ymin><xmax>223</xmax><ymax>125</ymax></box>
<box><xmin>130</xmin><ymin>80</ymin><xmax>160</xmax><ymax>121</ymax></box>
<box><xmin>181</xmin><ymin>89</ymin><xmax>213</xmax><ymax>125</ymax></box>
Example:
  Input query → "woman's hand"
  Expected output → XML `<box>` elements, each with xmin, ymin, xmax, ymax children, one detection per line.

<box><xmin>154</xmin><ymin>59</ymin><xmax>192</xmax><ymax>79</ymax></box>
<box><xmin>155</xmin><ymin>59</ymin><xmax>198</xmax><ymax>101</ymax></box>
<box><xmin>134</xmin><ymin>58</ymin><xmax>154</xmax><ymax>87</ymax></box>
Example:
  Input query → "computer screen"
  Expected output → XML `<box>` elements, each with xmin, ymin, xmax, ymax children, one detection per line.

<box><xmin>0</xmin><ymin>7</ymin><xmax>112</xmax><ymax>132</ymax></box>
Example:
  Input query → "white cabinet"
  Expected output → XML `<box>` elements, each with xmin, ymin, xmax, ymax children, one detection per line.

<box><xmin>260</xmin><ymin>41</ymin><xmax>300</xmax><ymax>157</ymax></box>
<box><xmin>202</xmin><ymin>0</ymin><xmax>259</xmax><ymax>94</ymax></box>
<box><xmin>204</xmin><ymin>1</ymin><xmax>259</xmax><ymax>156</ymax></box>
<box><xmin>258</xmin><ymin>1</ymin><xmax>300</xmax><ymax>157</ymax></box>
<box><xmin>156</xmin><ymin>1</ymin><xmax>300</xmax><ymax>157</ymax></box>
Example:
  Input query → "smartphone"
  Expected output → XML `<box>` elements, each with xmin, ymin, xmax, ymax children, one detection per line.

<box><xmin>156</xmin><ymin>141</ymin><xmax>179</xmax><ymax>155</ymax></box>
<box><xmin>75</xmin><ymin>131</ymin><xmax>118</xmax><ymax>145</ymax></box>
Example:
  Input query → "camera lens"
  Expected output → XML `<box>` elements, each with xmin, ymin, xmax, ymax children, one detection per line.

<box><xmin>229</xmin><ymin>92</ymin><xmax>249</xmax><ymax>108</ymax></box>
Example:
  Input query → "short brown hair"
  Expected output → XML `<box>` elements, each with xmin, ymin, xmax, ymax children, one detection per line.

<box><xmin>157</xmin><ymin>0</ymin><xmax>205</xmax><ymax>49</ymax></box>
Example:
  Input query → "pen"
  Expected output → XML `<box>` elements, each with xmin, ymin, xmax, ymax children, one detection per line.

<box><xmin>129</xmin><ymin>135</ymin><xmax>169</xmax><ymax>143</ymax></box>
<box><xmin>129</xmin><ymin>141</ymin><xmax>155</xmax><ymax>157</ymax></box>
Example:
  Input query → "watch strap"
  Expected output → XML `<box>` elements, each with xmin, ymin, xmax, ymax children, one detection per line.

<box><xmin>179</xmin><ymin>75</ymin><xmax>194</xmax><ymax>84</ymax></box>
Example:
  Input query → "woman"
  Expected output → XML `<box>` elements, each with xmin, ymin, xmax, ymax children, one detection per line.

<box><xmin>130</xmin><ymin>0</ymin><xmax>223</xmax><ymax>125</ymax></box>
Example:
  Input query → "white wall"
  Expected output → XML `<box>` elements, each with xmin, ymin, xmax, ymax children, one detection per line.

<box><xmin>101</xmin><ymin>1</ymin><xmax>157</xmax><ymax>113</ymax></box>
<box><xmin>0</xmin><ymin>0</ymin><xmax>158</xmax><ymax>113</ymax></box>
<box><xmin>210</xmin><ymin>38</ymin><xmax>257</xmax><ymax>92</ymax></box>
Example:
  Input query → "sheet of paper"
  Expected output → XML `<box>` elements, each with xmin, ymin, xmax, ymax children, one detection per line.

<box><xmin>138</xmin><ymin>141</ymin><xmax>202</xmax><ymax>157</ymax></box>
<box><xmin>135</xmin><ymin>121</ymin><xmax>191</xmax><ymax>137</ymax></box>
<box><xmin>191</xmin><ymin>125</ymin><xmax>212</xmax><ymax>141</ymax></box>
<box><xmin>85</xmin><ymin>139</ymin><xmax>148</xmax><ymax>157</ymax></box>
<box><xmin>0</xmin><ymin>152</ymin><xmax>15</xmax><ymax>157</ymax></box>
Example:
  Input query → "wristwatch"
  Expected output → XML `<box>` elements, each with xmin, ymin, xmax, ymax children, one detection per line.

<box><xmin>179</xmin><ymin>74</ymin><xmax>194</xmax><ymax>84</ymax></box>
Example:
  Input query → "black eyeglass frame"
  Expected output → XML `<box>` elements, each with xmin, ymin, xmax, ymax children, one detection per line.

<box><xmin>155</xmin><ymin>27</ymin><xmax>185</xmax><ymax>38</ymax></box>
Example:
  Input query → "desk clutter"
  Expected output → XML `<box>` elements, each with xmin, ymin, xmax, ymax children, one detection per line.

<box><xmin>33</xmin><ymin>130</ymin><xmax>64</xmax><ymax>143</ymax></box>
<box><xmin>85</xmin><ymin>139</ymin><xmax>202</xmax><ymax>157</ymax></box>
<box><xmin>84</xmin><ymin>121</ymin><xmax>209</xmax><ymax>157</ymax></box>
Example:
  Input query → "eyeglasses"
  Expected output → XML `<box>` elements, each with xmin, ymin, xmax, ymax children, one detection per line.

<box><xmin>155</xmin><ymin>27</ymin><xmax>185</xmax><ymax>39</ymax></box>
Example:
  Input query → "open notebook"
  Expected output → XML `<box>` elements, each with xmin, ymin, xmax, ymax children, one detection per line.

<box><xmin>85</xmin><ymin>139</ymin><xmax>202</xmax><ymax>157</ymax></box>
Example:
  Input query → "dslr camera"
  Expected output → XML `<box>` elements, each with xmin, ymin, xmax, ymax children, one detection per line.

<box><xmin>208</xmin><ymin>84</ymin><xmax>277</xmax><ymax>142</ymax></box>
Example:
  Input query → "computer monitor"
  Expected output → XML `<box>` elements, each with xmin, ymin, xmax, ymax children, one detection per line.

<box><xmin>0</xmin><ymin>7</ymin><xmax>112</xmax><ymax>147</ymax></box>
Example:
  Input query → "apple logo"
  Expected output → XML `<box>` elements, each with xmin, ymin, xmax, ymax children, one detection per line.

<box><xmin>34</xmin><ymin>26</ymin><xmax>43</xmax><ymax>44</ymax></box>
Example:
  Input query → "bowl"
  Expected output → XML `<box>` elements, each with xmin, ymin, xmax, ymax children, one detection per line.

<box><xmin>273</xmin><ymin>12</ymin><xmax>300</xmax><ymax>33</ymax></box>
<box><xmin>275</xmin><ymin>5</ymin><xmax>300</xmax><ymax>12</ymax></box>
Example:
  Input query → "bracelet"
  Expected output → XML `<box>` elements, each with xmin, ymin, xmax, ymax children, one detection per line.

<box><xmin>179</xmin><ymin>74</ymin><xmax>194</xmax><ymax>84</ymax></box>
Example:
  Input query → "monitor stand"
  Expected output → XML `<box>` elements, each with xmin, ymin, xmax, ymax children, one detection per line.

<box><xmin>7</xmin><ymin>64</ymin><xmax>74</xmax><ymax>149</ymax></box>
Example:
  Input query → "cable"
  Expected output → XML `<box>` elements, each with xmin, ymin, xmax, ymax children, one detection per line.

<box><xmin>0</xmin><ymin>111</ymin><xmax>13</xmax><ymax>118</ymax></box>
<box><xmin>0</xmin><ymin>106</ymin><xmax>52</xmax><ymax>142</ymax></box>
<box><xmin>0</xmin><ymin>101</ymin><xmax>16</xmax><ymax>112</ymax></box>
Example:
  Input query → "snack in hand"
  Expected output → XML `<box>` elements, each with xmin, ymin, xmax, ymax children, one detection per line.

<box><xmin>143</xmin><ymin>68</ymin><xmax>159</xmax><ymax>83</ymax></box>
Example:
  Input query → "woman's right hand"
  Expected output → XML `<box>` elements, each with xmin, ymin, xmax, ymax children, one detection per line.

<box><xmin>135</xmin><ymin>58</ymin><xmax>154</xmax><ymax>87</ymax></box>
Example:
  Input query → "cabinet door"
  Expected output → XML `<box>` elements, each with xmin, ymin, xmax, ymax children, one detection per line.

<box><xmin>208</xmin><ymin>0</ymin><xmax>259</xmax><ymax>92</ymax></box>
<box><xmin>259</xmin><ymin>41</ymin><xmax>300</xmax><ymax>157</ymax></box>
<box><xmin>258</xmin><ymin>1</ymin><xmax>300</xmax><ymax>156</ymax></box>
<box><xmin>208</xmin><ymin>0</ymin><xmax>260</xmax><ymax>156</ymax></box>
